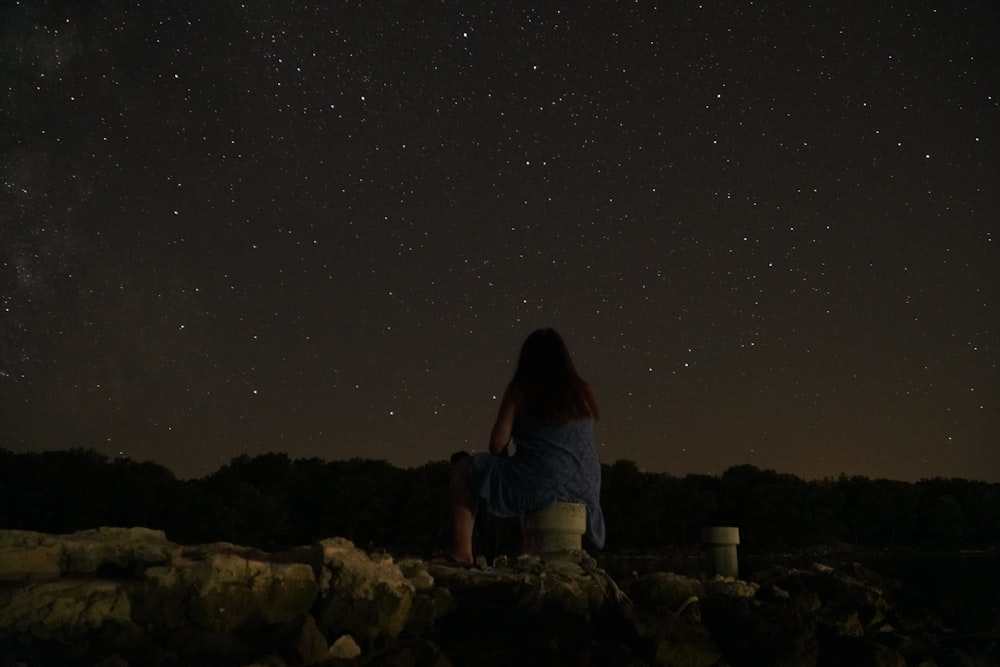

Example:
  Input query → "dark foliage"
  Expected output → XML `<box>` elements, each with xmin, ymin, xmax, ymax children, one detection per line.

<box><xmin>1</xmin><ymin>447</ymin><xmax>997</xmax><ymax>554</ymax></box>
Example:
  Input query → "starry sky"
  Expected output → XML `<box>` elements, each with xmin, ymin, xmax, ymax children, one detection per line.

<box><xmin>2</xmin><ymin>1</ymin><xmax>998</xmax><ymax>482</ymax></box>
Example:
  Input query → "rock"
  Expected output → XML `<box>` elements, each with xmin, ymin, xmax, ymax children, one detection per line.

<box><xmin>313</xmin><ymin>537</ymin><xmax>415</xmax><ymax>642</ymax></box>
<box><xmin>425</xmin><ymin>551</ymin><xmax>609</xmax><ymax>618</ymax></box>
<box><xmin>0</xmin><ymin>527</ymin><xmax>175</xmax><ymax>581</ymax></box>
<box><xmin>329</xmin><ymin>634</ymin><xmax>362</xmax><ymax>659</ymax></box>
<box><xmin>0</xmin><ymin>579</ymin><xmax>133</xmax><ymax>642</ymax></box>
<box><xmin>0</xmin><ymin>528</ymin><xmax>993</xmax><ymax>667</ymax></box>
<box><xmin>292</xmin><ymin>614</ymin><xmax>329</xmax><ymax>665</ymax></box>
<box><xmin>626</xmin><ymin>572</ymin><xmax>705</xmax><ymax>613</ymax></box>
<box><xmin>398</xmin><ymin>557</ymin><xmax>436</xmax><ymax>592</ymax></box>
<box><xmin>702</xmin><ymin>594</ymin><xmax>820</xmax><ymax>667</ymax></box>
<box><xmin>425</xmin><ymin>550</ymin><xmax>642</xmax><ymax>666</ymax></box>
<box><xmin>821</xmin><ymin>635</ymin><xmax>907</xmax><ymax>667</ymax></box>
<box><xmin>61</xmin><ymin>527</ymin><xmax>175</xmax><ymax>576</ymax></box>
<box><xmin>654</xmin><ymin>636</ymin><xmax>723</xmax><ymax>667</ymax></box>
<box><xmin>704</xmin><ymin>575</ymin><xmax>760</xmax><ymax>599</ymax></box>
<box><xmin>134</xmin><ymin>550</ymin><xmax>319</xmax><ymax>634</ymax></box>
<box><xmin>0</xmin><ymin>536</ymin><xmax>63</xmax><ymax>581</ymax></box>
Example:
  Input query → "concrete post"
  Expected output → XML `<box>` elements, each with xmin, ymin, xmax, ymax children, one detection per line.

<box><xmin>701</xmin><ymin>526</ymin><xmax>740</xmax><ymax>577</ymax></box>
<box><xmin>521</xmin><ymin>502</ymin><xmax>587</xmax><ymax>554</ymax></box>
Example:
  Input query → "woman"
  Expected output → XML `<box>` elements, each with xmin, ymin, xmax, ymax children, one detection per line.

<box><xmin>448</xmin><ymin>328</ymin><xmax>606</xmax><ymax>564</ymax></box>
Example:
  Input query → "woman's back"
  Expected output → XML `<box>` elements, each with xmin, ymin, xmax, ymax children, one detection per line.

<box><xmin>473</xmin><ymin>414</ymin><xmax>606</xmax><ymax>548</ymax></box>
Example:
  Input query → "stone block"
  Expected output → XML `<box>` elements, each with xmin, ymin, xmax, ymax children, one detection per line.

<box><xmin>521</xmin><ymin>502</ymin><xmax>586</xmax><ymax>553</ymax></box>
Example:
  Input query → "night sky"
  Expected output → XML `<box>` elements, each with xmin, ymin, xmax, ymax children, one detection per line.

<box><xmin>3</xmin><ymin>1</ymin><xmax>998</xmax><ymax>482</ymax></box>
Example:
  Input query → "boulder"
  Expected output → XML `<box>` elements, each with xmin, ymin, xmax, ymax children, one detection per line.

<box><xmin>313</xmin><ymin>537</ymin><xmax>416</xmax><ymax>642</ymax></box>
<box><xmin>0</xmin><ymin>527</ymin><xmax>175</xmax><ymax>581</ymax></box>
<box><xmin>626</xmin><ymin>571</ymin><xmax>705</xmax><ymax>614</ymax></box>
<box><xmin>134</xmin><ymin>549</ymin><xmax>319</xmax><ymax>634</ymax></box>
<box><xmin>287</xmin><ymin>613</ymin><xmax>330</xmax><ymax>666</ymax></box>
<box><xmin>328</xmin><ymin>634</ymin><xmax>362</xmax><ymax>660</ymax></box>
<box><xmin>0</xmin><ymin>529</ymin><xmax>64</xmax><ymax>580</ymax></box>
<box><xmin>0</xmin><ymin>579</ymin><xmax>133</xmax><ymax>642</ymax></box>
<box><xmin>62</xmin><ymin>527</ymin><xmax>175</xmax><ymax>576</ymax></box>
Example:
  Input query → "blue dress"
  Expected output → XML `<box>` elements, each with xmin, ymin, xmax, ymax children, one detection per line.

<box><xmin>469</xmin><ymin>416</ymin><xmax>606</xmax><ymax>549</ymax></box>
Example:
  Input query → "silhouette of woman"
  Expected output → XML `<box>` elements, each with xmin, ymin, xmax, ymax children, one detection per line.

<box><xmin>447</xmin><ymin>328</ymin><xmax>606</xmax><ymax>564</ymax></box>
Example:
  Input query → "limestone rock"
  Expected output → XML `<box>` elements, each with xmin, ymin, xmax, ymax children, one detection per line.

<box><xmin>701</xmin><ymin>594</ymin><xmax>820</xmax><ymax>667</ymax></box>
<box><xmin>654</xmin><ymin>636</ymin><xmax>723</xmax><ymax>667</ymax></box>
<box><xmin>329</xmin><ymin>634</ymin><xmax>362</xmax><ymax>660</ymax></box>
<box><xmin>292</xmin><ymin>614</ymin><xmax>330</xmax><ymax>666</ymax></box>
<box><xmin>626</xmin><ymin>572</ymin><xmax>705</xmax><ymax>614</ymax></box>
<box><xmin>314</xmin><ymin>537</ymin><xmax>415</xmax><ymax>642</ymax></box>
<box><xmin>704</xmin><ymin>575</ymin><xmax>760</xmax><ymax>598</ymax></box>
<box><xmin>134</xmin><ymin>550</ymin><xmax>318</xmax><ymax>634</ymax></box>
<box><xmin>398</xmin><ymin>556</ymin><xmax>436</xmax><ymax>591</ymax></box>
<box><xmin>0</xmin><ymin>527</ymin><xmax>174</xmax><ymax>581</ymax></box>
<box><xmin>0</xmin><ymin>579</ymin><xmax>133</xmax><ymax>641</ymax></box>
<box><xmin>0</xmin><ymin>527</ymin><xmax>991</xmax><ymax>667</ymax></box>
<box><xmin>0</xmin><ymin>530</ymin><xmax>63</xmax><ymax>580</ymax></box>
<box><xmin>61</xmin><ymin>526</ymin><xmax>175</xmax><ymax>576</ymax></box>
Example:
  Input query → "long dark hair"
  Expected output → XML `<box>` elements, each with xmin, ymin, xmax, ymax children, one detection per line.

<box><xmin>510</xmin><ymin>328</ymin><xmax>599</xmax><ymax>423</ymax></box>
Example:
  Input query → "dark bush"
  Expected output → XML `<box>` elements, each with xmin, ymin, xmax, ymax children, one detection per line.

<box><xmin>1</xmin><ymin>446</ymin><xmax>996</xmax><ymax>553</ymax></box>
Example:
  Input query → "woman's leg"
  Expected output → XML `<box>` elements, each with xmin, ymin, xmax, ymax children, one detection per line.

<box><xmin>449</xmin><ymin>456</ymin><xmax>477</xmax><ymax>563</ymax></box>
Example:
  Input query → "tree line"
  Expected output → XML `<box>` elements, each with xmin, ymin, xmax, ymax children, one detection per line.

<box><xmin>1</xmin><ymin>448</ymin><xmax>997</xmax><ymax>554</ymax></box>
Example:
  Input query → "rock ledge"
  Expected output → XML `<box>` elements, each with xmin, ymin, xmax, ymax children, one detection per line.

<box><xmin>0</xmin><ymin>528</ymin><xmax>994</xmax><ymax>666</ymax></box>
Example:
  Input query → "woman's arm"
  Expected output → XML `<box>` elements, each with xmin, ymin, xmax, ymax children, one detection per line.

<box><xmin>488</xmin><ymin>384</ymin><xmax>520</xmax><ymax>455</ymax></box>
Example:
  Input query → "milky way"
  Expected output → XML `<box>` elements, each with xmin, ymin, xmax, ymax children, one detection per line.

<box><xmin>2</xmin><ymin>1</ymin><xmax>998</xmax><ymax>480</ymax></box>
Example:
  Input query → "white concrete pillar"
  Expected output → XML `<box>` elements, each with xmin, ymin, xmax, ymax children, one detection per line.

<box><xmin>701</xmin><ymin>526</ymin><xmax>740</xmax><ymax>577</ymax></box>
<box><xmin>521</xmin><ymin>502</ymin><xmax>587</xmax><ymax>553</ymax></box>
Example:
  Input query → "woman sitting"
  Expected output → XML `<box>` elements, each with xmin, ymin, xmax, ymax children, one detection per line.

<box><xmin>447</xmin><ymin>328</ymin><xmax>606</xmax><ymax>564</ymax></box>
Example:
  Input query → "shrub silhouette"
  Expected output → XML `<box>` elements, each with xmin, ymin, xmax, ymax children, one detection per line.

<box><xmin>1</xmin><ymin>447</ymin><xmax>997</xmax><ymax>553</ymax></box>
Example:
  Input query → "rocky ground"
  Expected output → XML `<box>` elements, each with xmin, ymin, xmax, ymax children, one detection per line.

<box><xmin>0</xmin><ymin>527</ymin><xmax>996</xmax><ymax>666</ymax></box>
